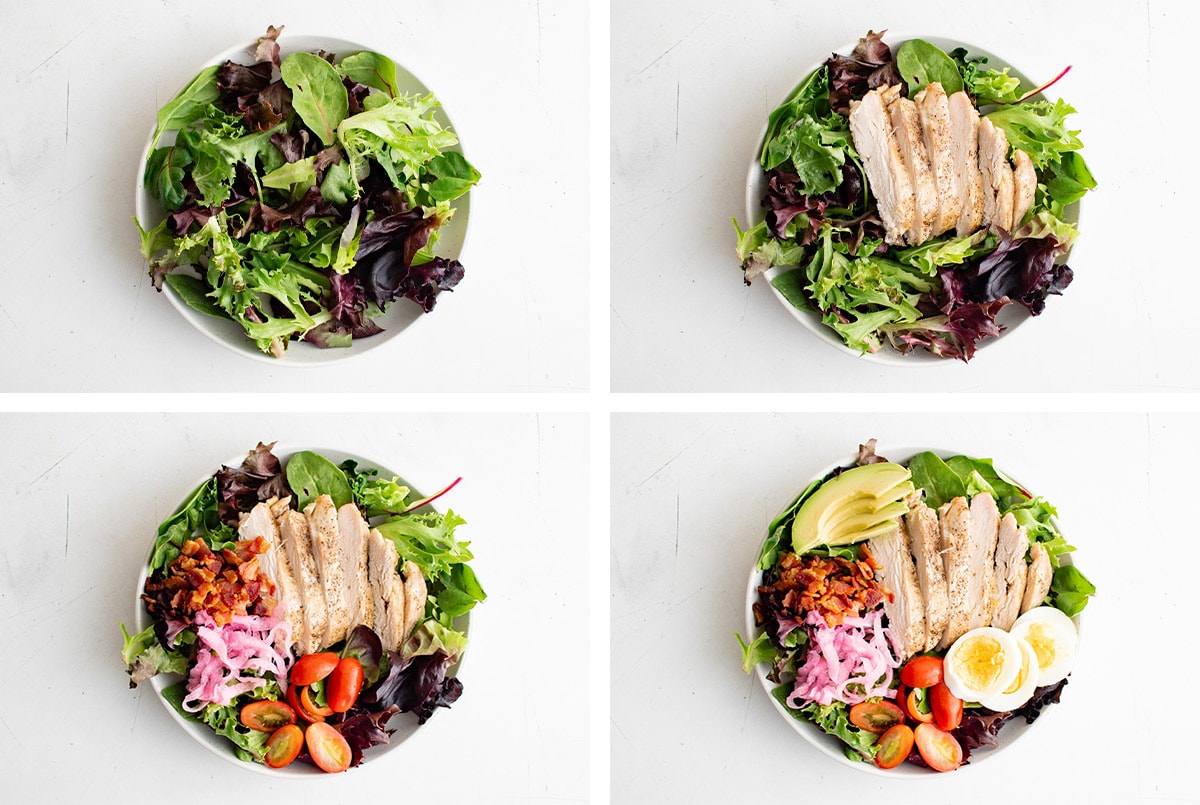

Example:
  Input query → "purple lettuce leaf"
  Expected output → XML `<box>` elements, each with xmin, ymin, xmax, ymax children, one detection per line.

<box><xmin>827</xmin><ymin>30</ymin><xmax>902</xmax><ymax>114</ymax></box>
<box><xmin>364</xmin><ymin>650</ymin><xmax>463</xmax><ymax>724</ymax></box>
<box><xmin>215</xmin><ymin>441</ymin><xmax>290</xmax><ymax>525</ymax></box>
<box><xmin>883</xmin><ymin>298</ymin><xmax>1009</xmax><ymax>362</ymax></box>
<box><xmin>967</xmin><ymin>232</ymin><xmax>1073</xmax><ymax>315</ymax></box>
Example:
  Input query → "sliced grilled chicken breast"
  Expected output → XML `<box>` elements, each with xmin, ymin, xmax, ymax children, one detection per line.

<box><xmin>979</xmin><ymin>118</ymin><xmax>1015</xmax><ymax>232</ymax></box>
<box><xmin>905</xmin><ymin>495</ymin><xmax>950</xmax><ymax>652</ymax></box>
<box><xmin>400</xmin><ymin>561</ymin><xmax>428</xmax><ymax>648</ymax></box>
<box><xmin>964</xmin><ymin>493</ymin><xmax>1001</xmax><ymax>630</ymax></box>
<box><xmin>238</xmin><ymin>501</ymin><xmax>302</xmax><ymax>647</ymax></box>
<box><xmin>914</xmin><ymin>83</ymin><xmax>960</xmax><ymax>237</ymax></box>
<box><xmin>867</xmin><ymin>520</ymin><xmax>927</xmax><ymax>660</ymax></box>
<box><xmin>937</xmin><ymin>496</ymin><xmax>972</xmax><ymax>649</ymax></box>
<box><xmin>337</xmin><ymin>503</ymin><xmax>375</xmax><ymax>633</ymax></box>
<box><xmin>991</xmin><ymin>513</ymin><xmax>1029</xmax><ymax>631</ymax></box>
<box><xmin>367</xmin><ymin>529</ymin><xmax>408</xmax><ymax>652</ymax></box>
<box><xmin>278</xmin><ymin>509</ymin><xmax>327</xmax><ymax>655</ymax></box>
<box><xmin>888</xmin><ymin>95</ymin><xmax>938</xmax><ymax>246</ymax></box>
<box><xmin>849</xmin><ymin>86</ymin><xmax>916</xmax><ymax>245</ymax></box>
<box><xmin>1020</xmin><ymin>542</ymin><xmax>1053</xmax><ymax>613</ymax></box>
<box><xmin>305</xmin><ymin>495</ymin><xmax>352</xmax><ymax>648</ymax></box>
<box><xmin>948</xmin><ymin>91</ymin><xmax>984</xmax><ymax>236</ymax></box>
<box><xmin>1011</xmin><ymin>148</ymin><xmax>1037</xmax><ymax>229</ymax></box>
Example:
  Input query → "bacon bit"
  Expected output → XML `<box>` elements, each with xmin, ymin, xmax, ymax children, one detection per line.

<box><xmin>759</xmin><ymin>546</ymin><xmax>892</xmax><ymax>627</ymax></box>
<box><xmin>143</xmin><ymin>537</ymin><xmax>277</xmax><ymax>628</ymax></box>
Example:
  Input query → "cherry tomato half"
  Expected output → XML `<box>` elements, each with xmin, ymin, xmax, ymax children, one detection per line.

<box><xmin>906</xmin><ymin>688</ymin><xmax>934</xmax><ymax>724</ymax></box>
<box><xmin>305</xmin><ymin>722</ymin><xmax>352</xmax><ymax>773</ymax></box>
<box><xmin>239</xmin><ymin>700</ymin><xmax>296</xmax><ymax>732</ymax></box>
<box><xmin>264</xmin><ymin>724</ymin><xmax>304</xmax><ymax>769</ymax></box>
<box><xmin>874</xmin><ymin>724</ymin><xmax>915</xmax><ymax>770</ymax></box>
<box><xmin>929</xmin><ymin>682</ymin><xmax>963</xmax><ymax>732</ymax></box>
<box><xmin>900</xmin><ymin>655</ymin><xmax>944</xmax><ymax>689</ymax></box>
<box><xmin>301</xmin><ymin>684</ymin><xmax>335</xmax><ymax>718</ymax></box>
<box><xmin>848</xmin><ymin>700</ymin><xmax>906</xmax><ymax>734</ymax></box>
<box><xmin>913</xmin><ymin>723</ymin><xmax>963</xmax><ymax>772</ymax></box>
<box><xmin>287</xmin><ymin>684</ymin><xmax>323</xmax><ymax>723</ymax></box>
<box><xmin>327</xmin><ymin>657</ymin><xmax>365</xmax><ymax>713</ymax></box>
<box><xmin>290</xmin><ymin>652</ymin><xmax>340</xmax><ymax>686</ymax></box>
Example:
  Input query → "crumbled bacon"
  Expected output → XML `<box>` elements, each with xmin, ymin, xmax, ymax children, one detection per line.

<box><xmin>143</xmin><ymin>537</ymin><xmax>277</xmax><ymax>628</ymax></box>
<box><xmin>758</xmin><ymin>546</ymin><xmax>891</xmax><ymax>627</ymax></box>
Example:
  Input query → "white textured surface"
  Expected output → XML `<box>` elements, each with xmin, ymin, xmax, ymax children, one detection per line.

<box><xmin>0</xmin><ymin>0</ymin><xmax>589</xmax><ymax>391</ymax></box>
<box><xmin>612</xmin><ymin>412</ymin><xmax>1191</xmax><ymax>802</ymax></box>
<box><xmin>611</xmin><ymin>0</ymin><xmax>1200</xmax><ymax>390</ymax></box>
<box><xmin>0</xmin><ymin>413</ymin><xmax>589</xmax><ymax>802</ymax></box>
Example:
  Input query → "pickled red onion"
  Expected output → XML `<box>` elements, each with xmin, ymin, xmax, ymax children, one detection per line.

<box><xmin>787</xmin><ymin>608</ymin><xmax>900</xmax><ymax>707</ymax></box>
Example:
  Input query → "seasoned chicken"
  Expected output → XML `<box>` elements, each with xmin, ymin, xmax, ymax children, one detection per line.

<box><xmin>914</xmin><ymin>83</ymin><xmax>960</xmax><ymax>237</ymax></box>
<box><xmin>979</xmin><ymin>118</ymin><xmax>1015</xmax><ymax>232</ymax></box>
<box><xmin>238</xmin><ymin>502</ymin><xmax>302</xmax><ymax>646</ymax></box>
<box><xmin>401</xmin><ymin>560</ymin><xmax>428</xmax><ymax>648</ymax></box>
<box><xmin>337</xmin><ymin>502</ymin><xmax>375</xmax><ymax>633</ymax></box>
<box><xmin>937</xmin><ymin>496</ymin><xmax>972</xmax><ymax>649</ymax></box>
<box><xmin>278</xmin><ymin>509</ymin><xmax>328</xmax><ymax>655</ymax></box>
<box><xmin>849</xmin><ymin>86</ymin><xmax>916</xmax><ymax>245</ymax></box>
<box><xmin>1011</xmin><ymin>148</ymin><xmax>1037</xmax><ymax>229</ymax></box>
<box><xmin>867</xmin><ymin>520</ymin><xmax>927</xmax><ymax>660</ymax></box>
<box><xmin>964</xmin><ymin>493</ymin><xmax>1000</xmax><ymax>630</ymax></box>
<box><xmin>1020</xmin><ymin>542</ymin><xmax>1053</xmax><ymax>613</ymax></box>
<box><xmin>905</xmin><ymin>495</ymin><xmax>949</xmax><ymax>652</ymax></box>
<box><xmin>948</xmin><ymin>91</ymin><xmax>984</xmax><ymax>236</ymax></box>
<box><xmin>888</xmin><ymin>95</ymin><xmax>938</xmax><ymax>246</ymax></box>
<box><xmin>367</xmin><ymin>529</ymin><xmax>408</xmax><ymax>652</ymax></box>
<box><xmin>306</xmin><ymin>495</ymin><xmax>352</xmax><ymax>648</ymax></box>
<box><xmin>991</xmin><ymin>513</ymin><xmax>1029</xmax><ymax>631</ymax></box>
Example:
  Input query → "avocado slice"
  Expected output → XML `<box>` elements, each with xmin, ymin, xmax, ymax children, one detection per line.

<box><xmin>791</xmin><ymin>462</ymin><xmax>914</xmax><ymax>553</ymax></box>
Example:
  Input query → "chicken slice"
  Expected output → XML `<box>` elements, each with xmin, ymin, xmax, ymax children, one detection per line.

<box><xmin>991</xmin><ymin>513</ymin><xmax>1029</xmax><ymax>631</ymax></box>
<box><xmin>367</xmin><ymin>529</ymin><xmax>408</xmax><ymax>652</ymax></box>
<box><xmin>866</xmin><ymin>519</ymin><xmax>927</xmax><ymax>661</ymax></box>
<box><xmin>964</xmin><ymin>493</ymin><xmax>1001</xmax><ymax>630</ymax></box>
<box><xmin>979</xmin><ymin>118</ymin><xmax>1015</xmax><ymax>232</ymax></box>
<box><xmin>305</xmin><ymin>495</ymin><xmax>352</xmax><ymax>648</ymax></box>
<box><xmin>337</xmin><ymin>502</ymin><xmax>375</xmax><ymax>633</ymax></box>
<box><xmin>887</xmin><ymin>95</ymin><xmax>938</xmax><ymax>246</ymax></box>
<box><xmin>905</xmin><ymin>495</ymin><xmax>949</xmax><ymax>652</ymax></box>
<box><xmin>1011</xmin><ymin>148</ymin><xmax>1037</xmax><ymax>229</ymax></box>
<box><xmin>1020</xmin><ymin>542</ymin><xmax>1054</xmax><ymax>613</ymax></box>
<box><xmin>914</xmin><ymin>83</ymin><xmax>960</xmax><ymax>237</ymax></box>
<box><xmin>400</xmin><ymin>561</ymin><xmax>428</xmax><ymax>649</ymax></box>
<box><xmin>948</xmin><ymin>91</ymin><xmax>984</xmax><ymax>236</ymax></box>
<box><xmin>238</xmin><ymin>502</ymin><xmax>302</xmax><ymax>649</ymax></box>
<box><xmin>848</xmin><ymin>86</ymin><xmax>916</xmax><ymax>245</ymax></box>
<box><xmin>937</xmin><ymin>496</ymin><xmax>972</xmax><ymax>649</ymax></box>
<box><xmin>278</xmin><ymin>509</ymin><xmax>327</xmax><ymax>655</ymax></box>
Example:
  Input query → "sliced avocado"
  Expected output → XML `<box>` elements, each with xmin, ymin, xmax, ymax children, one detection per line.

<box><xmin>791</xmin><ymin>462</ymin><xmax>913</xmax><ymax>553</ymax></box>
<box><xmin>823</xmin><ymin>499</ymin><xmax>910</xmax><ymax>545</ymax></box>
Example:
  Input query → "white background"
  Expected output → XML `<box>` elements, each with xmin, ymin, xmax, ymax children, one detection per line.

<box><xmin>0</xmin><ymin>413</ymin><xmax>589</xmax><ymax>802</ymax></box>
<box><xmin>0</xmin><ymin>0</ymin><xmax>589</xmax><ymax>392</ymax></box>
<box><xmin>611</xmin><ymin>0</ymin><xmax>1200</xmax><ymax>391</ymax></box>
<box><xmin>611</xmin><ymin>412</ymin><xmax>1195</xmax><ymax>802</ymax></box>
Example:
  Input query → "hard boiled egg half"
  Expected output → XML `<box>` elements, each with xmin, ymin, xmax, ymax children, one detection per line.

<box><xmin>943</xmin><ymin>627</ymin><xmax>1024</xmax><ymax>703</ymax></box>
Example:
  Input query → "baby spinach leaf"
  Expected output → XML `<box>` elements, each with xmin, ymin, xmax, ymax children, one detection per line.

<box><xmin>426</xmin><ymin>151</ymin><xmax>480</xmax><ymax>202</ymax></box>
<box><xmin>281</xmin><ymin>52</ymin><xmax>349</xmax><ymax>146</ymax></box>
<box><xmin>907</xmin><ymin>451</ymin><xmax>966</xmax><ymax>508</ymax></box>
<box><xmin>144</xmin><ymin>144</ymin><xmax>193</xmax><ymax>211</ymax></box>
<box><xmin>152</xmin><ymin>65</ymin><xmax>220</xmax><ymax>149</ymax></box>
<box><xmin>895</xmin><ymin>39</ymin><xmax>964</xmax><ymax>96</ymax></box>
<box><xmin>337</xmin><ymin>51</ymin><xmax>400</xmax><ymax>98</ymax></box>
<box><xmin>286</xmin><ymin>450</ymin><xmax>354</xmax><ymax>509</ymax></box>
<box><xmin>164</xmin><ymin>274</ymin><xmax>226</xmax><ymax>319</ymax></box>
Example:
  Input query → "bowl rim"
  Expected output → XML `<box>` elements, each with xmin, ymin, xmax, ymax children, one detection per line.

<box><xmin>744</xmin><ymin>33</ymin><xmax>1082</xmax><ymax>366</ymax></box>
<box><xmin>743</xmin><ymin>442</ymin><xmax>1078</xmax><ymax>778</ymax></box>
<box><xmin>133</xmin><ymin>443</ymin><xmax>469</xmax><ymax>777</ymax></box>
<box><xmin>133</xmin><ymin>32</ymin><xmax>474</xmax><ymax>367</ymax></box>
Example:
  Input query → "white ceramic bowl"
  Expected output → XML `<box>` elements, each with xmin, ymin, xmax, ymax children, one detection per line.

<box><xmin>133</xmin><ymin>445</ymin><xmax>470</xmax><ymax>776</ymax></box>
<box><xmin>744</xmin><ymin>444</ymin><xmax>1079</xmax><ymax>777</ymax></box>
<box><xmin>746</xmin><ymin>36</ymin><xmax>1082</xmax><ymax>365</ymax></box>
<box><xmin>134</xmin><ymin>35</ymin><xmax>472</xmax><ymax>365</ymax></box>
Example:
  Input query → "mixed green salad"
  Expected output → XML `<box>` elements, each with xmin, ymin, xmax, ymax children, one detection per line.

<box><xmin>121</xmin><ymin>443</ymin><xmax>485</xmax><ymax>771</ymax></box>
<box><xmin>735</xmin><ymin>31</ymin><xmax>1095</xmax><ymax>360</ymax></box>
<box><xmin>136</xmin><ymin>25</ymin><xmax>479</xmax><ymax>357</ymax></box>
<box><xmin>738</xmin><ymin>442</ymin><xmax>1095</xmax><ymax>772</ymax></box>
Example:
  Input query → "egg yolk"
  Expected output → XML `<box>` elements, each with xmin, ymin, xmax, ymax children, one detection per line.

<box><xmin>954</xmin><ymin>635</ymin><xmax>1005</xmax><ymax>691</ymax></box>
<box><xmin>1024</xmin><ymin>623</ymin><xmax>1056</xmax><ymax>669</ymax></box>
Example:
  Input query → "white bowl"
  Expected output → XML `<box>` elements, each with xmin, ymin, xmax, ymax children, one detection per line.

<box><xmin>134</xmin><ymin>35</ymin><xmax>473</xmax><ymax>366</ymax></box>
<box><xmin>746</xmin><ymin>36</ymin><xmax>1082</xmax><ymax>365</ymax></box>
<box><xmin>133</xmin><ymin>444</ymin><xmax>470</xmax><ymax>776</ymax></box>
<box><xmin>744</xmin><ymin>444</ymin><xmax>1079</xmax><ymax>777</ymax></box>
